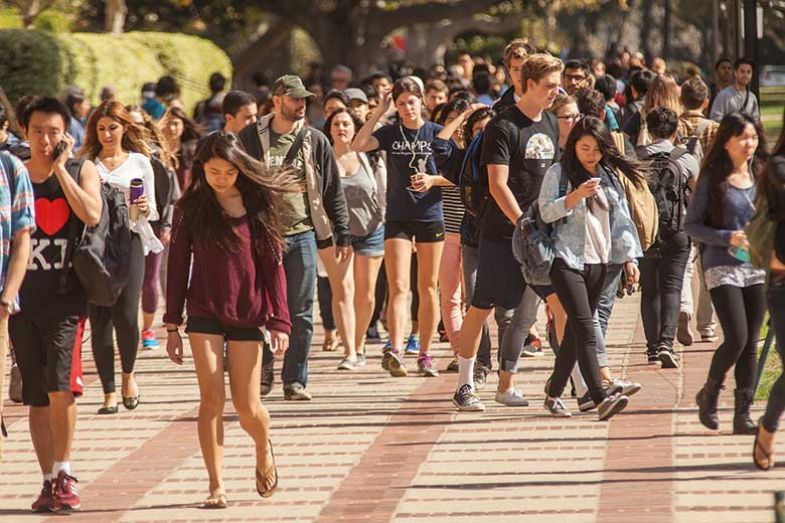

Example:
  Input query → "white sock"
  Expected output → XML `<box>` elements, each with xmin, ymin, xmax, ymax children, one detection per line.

<box><xmin>571</xmin><ymin>364</ymin><xmax>589</xmax><ymax>397</ymax></box>
<box><xmin>53</xmin><ymin>461</ymin><xmax>71</xmax><ymax>476</ymax></box>
<box><xmin>458</xmin><ymin>356</ymin><xmax>476</xmax><ymax>390</ymax></box>
<box><xmin>43</xmin><ymin>473</ymin><xmax>53</xmax><ymax>482</ymax></box>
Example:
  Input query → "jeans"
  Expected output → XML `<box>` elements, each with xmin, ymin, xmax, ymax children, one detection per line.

<box><xmin>593</xmin><ymin>263</ymin><xmax>623</xmax><ymax>368</ymax></box>
<box><xmin>263</xmin><ymin>230</ymin><xmax>317</xmax><ymax>387</ymax></box>
<box><xmin>90</xmin><ymin>234</ymin><xmax>145</xmax><ymax>394</ymax></box>
<box><xmin>762</xmin><ymin>282</ymin><xmax>785</xmax><ymax>432</ymax></box>
<box><xmin>640</xmin><ymin>232</ymin><xmax>690</xmax><ymax>349</ymax></box>
<box><xmin>681</xmin><ymin>245</ymin><xmax>716</xmax><ymax>333</ymax></box>
<box><xmin>708</xmin><ymin>284</ymin><xmax>766</xmax><ymax>390</ymax></box>
<box><xmin>317</xmin><ymin>276</ymin><xmax>335</xmax><ymax>331</ymax></box>
<box><xmin>499</xmin><ymin>287</ymin><xmax>543</xmax><ymax>372</ymax></box>
<box><xmin>547</xmin><ymin>259</ymin><xmax>608</xmax><ymax>404</ymax></box>
<box><xmin>461</xmin><ymin>244</ymin><xmax>492</xmax><ymax>368</ymax></box>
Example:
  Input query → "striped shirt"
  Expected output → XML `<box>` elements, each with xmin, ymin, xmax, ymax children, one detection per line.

<box><xmin>0</xmin><ymin>152</ymin><xmax>36</xmax><ymax>296</ymax></box>
<box><xmin>442</xmin><ymin>185</ymin><xmax>464</xmax><ymax>234</ymax></box>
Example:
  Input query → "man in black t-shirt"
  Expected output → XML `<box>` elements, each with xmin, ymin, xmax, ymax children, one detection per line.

<box><xmin>452</xmin><ymin>54</ymin><xmax>564</xmax><ymax>412</ymax></box>
<box><xmin>12</xmin><ymin>98</ymin><xmax>102</xmax><ymax>513</ymax></box>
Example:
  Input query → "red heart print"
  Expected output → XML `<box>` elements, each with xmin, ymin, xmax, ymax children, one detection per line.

<box><xmin>35</xmin><ymin>198</ymin><xmax>71</xmax><ymax>236</ymax></box>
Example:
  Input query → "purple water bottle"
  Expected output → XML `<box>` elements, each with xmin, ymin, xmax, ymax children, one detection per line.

<box><xmin>129</xmin><ymin>178</ymin><xmax>145</xmax><ymax>221</ymax></box>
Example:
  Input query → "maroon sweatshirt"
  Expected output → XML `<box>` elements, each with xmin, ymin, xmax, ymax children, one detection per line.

<box><xmin>164</xmin><ymin>208</ymin><xmax>291</xmax><ymax>334</ymax></box>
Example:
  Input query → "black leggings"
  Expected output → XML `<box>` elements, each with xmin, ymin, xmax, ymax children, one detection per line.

<box><xmin>317</xmin><ymin>276</ymin><xmax>335</xmax><ymax>331</ymax></box>
<box><xmin>89</xmin><ymin>235</ymin><xmax>145</xmax><ymax>394</ymax></box>
<box><xmin>547</xmin><ymin>259</ymin><xmax>608</xmax><ymax>404</ymax></box>
<box><xmin>762</xmin><ymin>281</ymin><xmax>785</xmax><ymax>432</ymax></box>
<box><xmin>707</xmin><ymin>284</ymin><xmax>767</xmax><ymax>390</ymax></box>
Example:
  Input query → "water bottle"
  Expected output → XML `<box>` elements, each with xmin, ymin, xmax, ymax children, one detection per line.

<box><xmin>728</xmin><ymin>245</ymin><xmax>751</xmax><ymax>263</ymax></box>
<box><xmin>129</xmin><ymin>178</ymin><xmax>145</xmax><ymax>221</ymax></box>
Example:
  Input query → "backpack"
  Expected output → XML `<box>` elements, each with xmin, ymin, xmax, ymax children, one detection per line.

<box><xmin>458</xmin><ymin>132</ymin><xmax>489</xmax><ymax>218</ymax></box>
<box><xmin>612</xmin><ymin>132</ymin><xmax>659</xmax><ymax>251</ymax></box>
<box><xmin>61</xmin><ymin>162</ymin><xmax>133</xmax><ymax>307</ymax></box>
<box><xmin>745</xmin><ymin>189</ymin><xmax>776</xmax><ymax>270</ymax></box>
<box><xmin>512</xmin><ymin>172</ymin><xmax>568</xmax><ymax>286</ymax></box>
<box><xmin>641</xmin><ymin>147</ymin><xmax>690</xmax><ymax>242</ymax></box>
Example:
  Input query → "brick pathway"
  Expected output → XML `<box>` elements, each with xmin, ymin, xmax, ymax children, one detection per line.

<box><xmin>1</xmin><ymin>294</ymin><xmax>784</xmax><ymax>522</ymax></box>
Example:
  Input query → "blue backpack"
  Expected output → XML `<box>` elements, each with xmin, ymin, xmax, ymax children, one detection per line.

<box><xmin>512</xmin><ymin>172</ymin><xmax>568</xmax><ymax>286</ymax></box>
<box><xmin>458</xmin><ymin>132</ymin><xmax>489</xmax><ymax>218</ymax></box>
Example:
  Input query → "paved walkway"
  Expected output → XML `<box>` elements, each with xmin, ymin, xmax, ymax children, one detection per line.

<box><xmin>1</xmin><ymin>294</ymin><xmax>783</xmax><ymax>522</ymax></box>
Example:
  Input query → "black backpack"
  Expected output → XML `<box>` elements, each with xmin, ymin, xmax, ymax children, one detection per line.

<box><xmin>642</xmin><ymin>147</ymin><xmax>690</xmax><ymax>240</ymax></box>
<box><xmin>458</xmin><ymin>133</ymin><xmax>489</xmax><ymax>218</ymax></box>
<box><xmin>61</xmin><ymin>160</ymin><xmax>133</xmax><ymax>307</ymax></box>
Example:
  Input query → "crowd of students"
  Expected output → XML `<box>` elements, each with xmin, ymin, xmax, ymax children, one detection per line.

<box><xmin>0</xmin><ymin>37</ymin><xmax>783</xmax><ymax>511</ymax></box>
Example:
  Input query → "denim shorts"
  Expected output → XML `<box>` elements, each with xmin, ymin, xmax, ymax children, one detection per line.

<box><xmin>351</xmin><ymin>225</ymin><xmax>385</xmax><ymax>256</ymax></box>
<box><xmin>472</xmin><ymin>238</ymin><xmax>554</xmax><ymax>310</ymax></box>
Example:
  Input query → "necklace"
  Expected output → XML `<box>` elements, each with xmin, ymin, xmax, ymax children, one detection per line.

<box><xmin>399</xmin><ymin>123</ymin><xmax>425</xmax><ymax>172</ymax></box>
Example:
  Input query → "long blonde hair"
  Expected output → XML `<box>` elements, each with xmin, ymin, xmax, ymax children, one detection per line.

<box><xmin>78</xmin><ymin>100</ymin><xmax>152</xmax><ymax>159</ymax></box>
<box><xmin>642</xmin><ymin>74</ymin><xmax>682</xmax><ymax>117</ymax></box>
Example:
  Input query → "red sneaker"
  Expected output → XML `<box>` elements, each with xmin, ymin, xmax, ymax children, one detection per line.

<box><xmin>31</xmin><ymin>480</ymin><xmax>55</xmax><ymax>512</ymax></box>
<box><xmin>53</xmin><ymin>470</ymin><xmax>80</xmax><ymax>511</ymax></box>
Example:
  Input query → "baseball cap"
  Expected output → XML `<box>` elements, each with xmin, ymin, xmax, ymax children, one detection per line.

<box><xmin>345</xmin><ymin>88</ymin><xmax>368</xmax><ymax>104</ymax></box>
<box><xmin>272</xmin><ymin>75</ymin><xmax>316</xmax><ymax>99</ymax></box>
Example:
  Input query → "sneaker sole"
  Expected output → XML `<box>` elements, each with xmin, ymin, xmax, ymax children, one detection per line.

<box><xmin>387</xmin><ymin>358</ymin><xmax>408</xmax><ymax>377</ymax></box>
<box><xmin>659</xmin><ymin>352</ymin><xmax>679</xmax><ymax>369</ymax></box>
<box><xmin>579</xmin><ymin>402</ymin><xmax>597</xmax><ymax>412</ymax></box>
<box><xmin>621</xmin><ymin>384</ymin><xmax>642</xmax><ymax>396</ymax></box>
<box><xmin>543</xmin><ymin>403</ymin><xmax>572</xmax><ymax>417</ymax></box>
<box><xmin>495</xmin><ymin>397</ymin><xmax>530</xmax><ymax>407</ymax></box>
<box><xmin>599</xmin><ymin>396</ymin><xmax>629</xmax><ymax>421</ymax></box>
<box><xmin>521</xmin><ymin>350</ymin><xmax>542</xmax><ymax>358</ymax></box>
<box><xmin>677</xmin><ymin>313</ymin><xmax>694</xmax><ymax>346</ymax></box>
<box><xmin>452</xmin><ymin>398</ymin><xmax>485</xmax><ymax>411</ymax></box>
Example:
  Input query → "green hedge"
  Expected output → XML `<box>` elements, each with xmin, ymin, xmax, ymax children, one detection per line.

<box><xmin>0</xmin><ymin>29</ymin><xmax>232</xmax><ymax>114</ymax></box>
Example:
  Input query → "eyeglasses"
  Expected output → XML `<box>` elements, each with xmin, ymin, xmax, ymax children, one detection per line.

<box><xmin>557</xmin><ymin>113</ymin><xmax>583</xmax><ymax>122</ymax></box>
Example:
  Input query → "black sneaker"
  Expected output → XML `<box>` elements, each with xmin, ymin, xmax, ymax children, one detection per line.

<box><xmin>445</xmin><ymin>356</ymin><xmax>459</xmax><ymax>373</ymax></box>
<box><xmin>598</xmin><ymin>392</ymin><xmax>629</xmax><ymax>421</ymax></box>
<box><xmin>473</xmin><ymin>365</ymin><xmax>490</xmax><ymax>391</ymax></box>
<box><xmin>646</xmin><ymin>346</ymin><xmax>659</xmax><ymax>365</ymax></box>
<box><xmin>452</xmin><ymin>383</ymin><xmax>485</xmax><ymax>411</ymax></box>
<box><xmin>577</xmin><ymin>392</ymin><xmax>597</xmax><ymax>412</ymax></box>
<box><xmin>260</xmin><ymin>359</ymin><xmax>275</xmax><ymax>398</ymax></box>
<box><xmin>658</xmin><ymin>344</ymin><xmax>679</xmax><ymax>369</ymax></box>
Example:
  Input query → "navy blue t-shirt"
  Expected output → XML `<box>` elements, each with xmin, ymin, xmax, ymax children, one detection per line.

<box><xmin>373</xmin><ymin>121</ymin><xmax>444</xmax><ymax>222</ymax></box>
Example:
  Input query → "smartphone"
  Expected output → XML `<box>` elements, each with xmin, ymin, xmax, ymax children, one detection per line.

<box><xmin>51</xmin><ymin>141</ymin><xmax>67</xmax><ymax>162</ymax></box>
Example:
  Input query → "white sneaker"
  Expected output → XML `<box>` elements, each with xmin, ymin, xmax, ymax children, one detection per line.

<box><xmin>494</xmin><ymin>388</ymin><xmax>530</xmax><ymax>406</ymax></box>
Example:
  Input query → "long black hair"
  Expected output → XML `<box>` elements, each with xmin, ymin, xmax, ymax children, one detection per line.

<box><xmin>561</xmin><ymin>116</ymin><xmax>647</xmax><ymax>190</ymax></box>
<box><xmin>699</xmin><ymin>112</ymin><xmax>768</xmax><ymax>228</ymax></box>
<box><xmin>177</xmin><ymin>132</ymin><xmax>295</xmax><ymax>253</ymax></box>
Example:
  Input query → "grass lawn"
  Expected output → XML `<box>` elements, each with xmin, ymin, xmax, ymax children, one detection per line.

<box><xmin>756</xmin><ymin>318</ymin><xmax>780</xmax><ymax>401</ymax></box>
<box><xmin>762</xmin><ymin>86</ymin><xmax>784</xmax><ymax>141</ymax></box>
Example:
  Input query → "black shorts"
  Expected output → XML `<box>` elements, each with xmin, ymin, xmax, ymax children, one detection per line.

<box><xmin>384</xmin><ymin>220</ymin><xmax>445</xmax><ymax>243</ymax></box>
<box><xmin>186</xmin><ymin>317</ymin><xmax>264</xmax><ymax>342</ymax></box>
<box><xmin>471</xmin><ymin>239</ymin><xmax>554</xmax><ymax>310</ymax></box>
<box><xmin>9</xmin><ymin>314</ymin><xmax>86</xmax><ymax>407</ymax></box>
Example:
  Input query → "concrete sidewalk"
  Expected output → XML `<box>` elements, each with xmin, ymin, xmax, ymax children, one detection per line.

<box><xmin>0</xmin><ymin>294</ymin><xmax>782</xmax><ymax>522</ymax></box>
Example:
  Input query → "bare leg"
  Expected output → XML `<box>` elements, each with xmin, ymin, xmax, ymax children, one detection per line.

<box><xmin>48</xmin><ymin>391</ymin><xmax>76</xmax><ymax>462</ymax></box>
<box><xmin>384</xmin><ymin>239</ymin><xmax>413</xmax><ymax>350</ymax></box>
<box><xmin>189</xmin><ymin>333</ymin><xmax>227</xmax><ymax>496</ymax></box>
<box><xmin>29</xmin><ymin>406</ymin><xmax>54</xmax><ymax>474</ymax></box>
<box><xmin>415</xmin><ymin>241</ymin><xmax>444</xmax><ymax>354</ymax></box>
<box><xmin>353</xmin><ymin>255</ymin><xmax>384</xmax><ymax>352</ymax></box>
<box><xmin>319</xmin><ymin>247</ymin><xmax>357</xmax><ymax>359</ymax></box>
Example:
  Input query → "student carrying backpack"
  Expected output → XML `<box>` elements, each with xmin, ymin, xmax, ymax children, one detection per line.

<box><xmin>458</xmin><ymin>132</ymin><xmax>489</xmax><ymax>217</ymax></box>
<box><xmin>641</xmin><ymin>146</ymin><xmax>690</xmax><ymax>243</ymax></box>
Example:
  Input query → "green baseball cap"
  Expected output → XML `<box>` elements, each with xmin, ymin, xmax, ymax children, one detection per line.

<box><xmin>272</xmin><ymin>75</ymin><xmax>316</xmax><ymax>99</ymax></box>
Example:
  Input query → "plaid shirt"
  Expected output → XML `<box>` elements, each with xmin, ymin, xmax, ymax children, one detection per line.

<box><xmin>678</xmin><ymin>110</ymin><xmax>719</xmax><ymax>154</ymax></box>
<box><xmin>0</xmin><ymin>152</ymin><xmax>36</xmax><ymax>296</ymax></box>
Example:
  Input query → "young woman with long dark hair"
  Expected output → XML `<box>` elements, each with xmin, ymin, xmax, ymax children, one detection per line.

<box><xmin>753</xmin><ymin>109</ymin><xmax>785</xmax><ymax>470</ymax></box>
<box><xmin>160</xmin><ymin>106</ymin><xmax>202</xmax><ymax>191</ymax></box>
<box><xmin>320</xmin><ymin>107</ymin><xmax>386</xmax><ymax>370</ymax></box>
<box><xmin>539</xmin><ymin>116</ymin><xmax>643</xmax><ymax>420</ymax></box>
<box><xmin>353</xmin><ymin>77</ymin><xmax>449</xmax><ymax>377</ymax></box>
<box><xmin>686</xmin><ymin>112</ymin><xmax>769</xmax><ymax>435</ymax></box>
<box><xmin>164</xmin><ymin>132</ymin><xmax>292</xmax><ymax>507</ymax></box>
<box><xmin>79</xmin><ymin>100</ymin><xmax>163</xmax><ymax>414</ymax></box>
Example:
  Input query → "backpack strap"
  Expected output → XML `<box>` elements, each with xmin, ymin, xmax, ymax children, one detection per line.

<box><xmin>0</xmin><ymin>152</ymin><xmax>17</xmax><ymax>204</ymax></box>
<box><xmin>58</xmin><ymin>159</ymin><xmax>87</xmax><ymax>292</ymax></box>
<box><xmin>743</xmin><ymin>89</ymin><xmax>751</xmax><ymax>114</ymax></box>
<box><xmin>283</xmin><ymin>127</ymin><xmax>307</xmax><ymax>167</ymax></box>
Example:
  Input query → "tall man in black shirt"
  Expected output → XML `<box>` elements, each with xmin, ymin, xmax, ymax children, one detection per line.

<box><xmin>452</xmin><ymin>54</ymin><xmax>566</xmax><ymax>411</ymax></box>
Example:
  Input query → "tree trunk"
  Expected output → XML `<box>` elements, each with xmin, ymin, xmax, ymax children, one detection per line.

<box><xmin>104</xmin><ymin>0</ymin><xmax>128</xmax><ymax>34</ymax></box>
<box><xmin>710</xmin><ymin>0</ymin><xmax>721</xmax><ymax>64</ymax></box>
<box><xmin>233</xmin><ymin>21</ymin><xmax>296</xmax><ymax>89</ymax></box>
<box><xmin>11</xmin><ymin>0</ymin><xmax>55</xmax><ymax>28</ymax></box>
<box><xmin>639</xmin><ymin>0</ymin><xmax>656</xmax><ymax>63</ymax></box>
<box><xmin>662</xmin><ymin>0</ymin><xmax>671</xmax><ymax>60</ymax></box>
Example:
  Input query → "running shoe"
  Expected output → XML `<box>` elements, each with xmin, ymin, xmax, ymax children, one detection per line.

<box><xmin>283</xmin><ymin>382</ymin><xmax>312</xmax><ymax>401</ymax></box>
<box><xmin>381</xmin><ymin>348</ymin><xmax>407</xmax><ymax>377</ymax></box>
<box><xmin>31</xmin><ymin>480</ymin><xmax>55</xmax><ymax>513</ymax></box>
<box><xmin>544</xmin><ymin>396</ymin><xmax>572</xmax><ymax>417</ymax></box>
<box><xmin>473</xmin><ymin>365</ymin><xmax>490</xmax><ymax>390</ymax></box>
<box><xmin>658</xmin><ymin>344</ymin><xmax>680</xmax><ymax>369</ymax></box>
<box><xmin>366</xmin><ymin>323</ymin><xmax>382</xmax><ymax>343</ymax></box>
<box><xmin>445</xmin><ymin>356</ymin><xmax>460</xmax><ymax>373</ymax></box>
<box><xmin>337</xmin><ymin>358</ymin><xmax>356</xmax><ymax>371</ymax></box>
<box><xmin>452</xmin><ymin>384</ymin><xmax>485</xmax><ymax>411</ymax></box>
<box><xmin>521</xmin><ymin>334</ymin><xmax>543</xmax><ymax>357</ymax></box>
<box><xmin>577</xmin><ymin>392</ymin><xmax>597</xmax><ymax>412</ymax></box>
<box><xmin>52</xmin><ymin>471</ymin><xmax>80</xmax><ymax>511</ymax></box>
<box><xmin>700</xmin><ymin>331</ymin><xmax>718</xmax><ymax>343</ymax></box>
<box><xmin>646</xmin><ymin>345</ymin><xmax>659</xmax><ymax>365</ymax></box>
<box><xmin>677</xmin><ymin>311</ymin><xmax>694</xmax><ymax>346</ymax></box>
<box><xmin>495</xmin><ymin>388</ymin><xmax>529</xmax><ymax>406</ymax></box>
<box><xmin>260</xmin><ymin>360</ymin><xmax>275</xmax><ymax>398</ymax></box>
<box><xmin>357</xmin><ymin>351</ymin><xmax>367</xmax><ymax>367</ymax></box>
<box><xmin>141</xmin><ymin>329</ymin><xmax>159</xmax><ymax>350</ymax></box>
<box><xmin>604</xmin><ymin>378</ymin><xmax>642</xmax><ymax>397</ymax></box>
<box><xmin>417</xmin><ymin>353</ymin><xmax>439</xmax><ymax>377</ymax></box>
<box><xmin>405</xmin><ymin>333</ymin><xmax>420</xmax><ymax>355</ymax></box>
<box><xmin>598</xmin><ymin>392</ymin><xmax>629</xmax><ymax>421</ymax></box>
